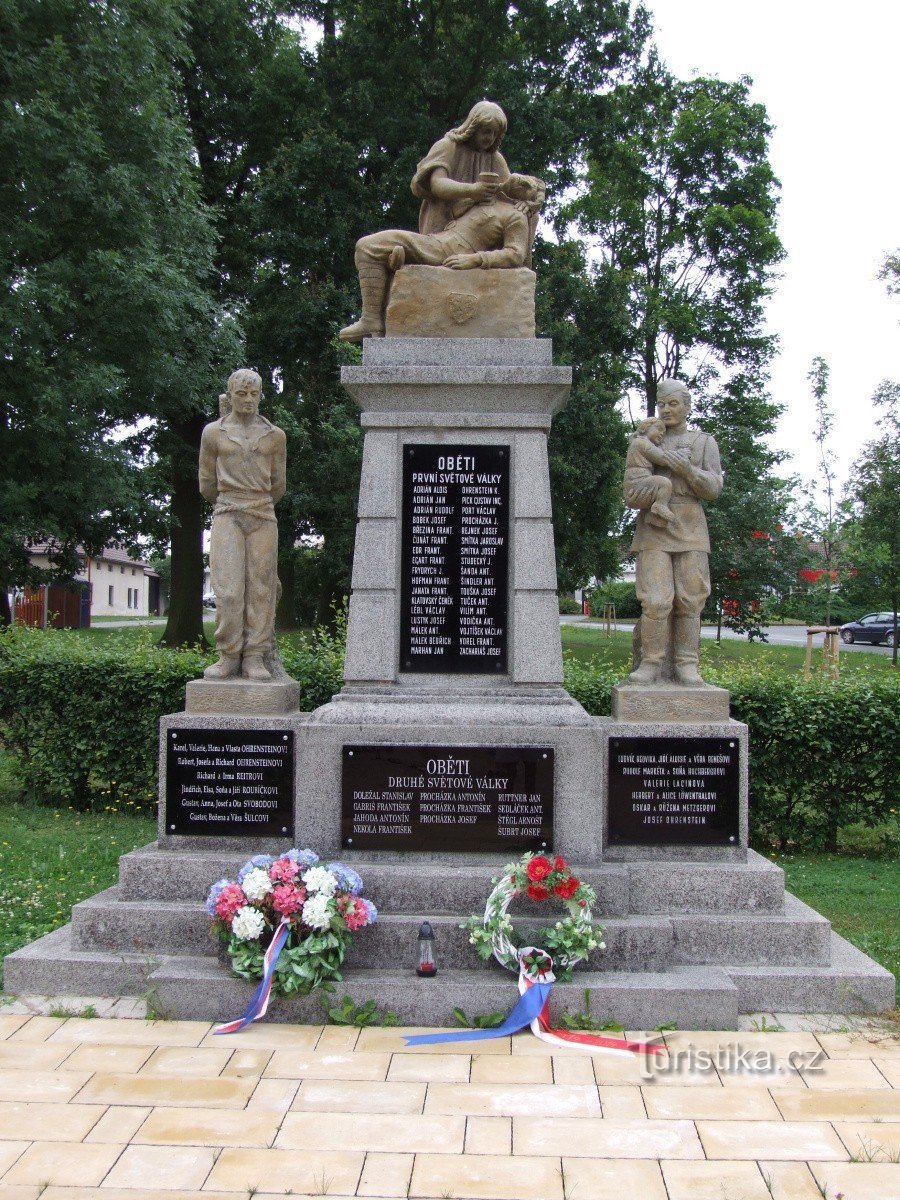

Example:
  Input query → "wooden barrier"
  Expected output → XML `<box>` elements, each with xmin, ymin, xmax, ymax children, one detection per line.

<box><xmin>805</xmin><ymin>625</ymin><xmax>841</xmax><ymax>678</ymax></box>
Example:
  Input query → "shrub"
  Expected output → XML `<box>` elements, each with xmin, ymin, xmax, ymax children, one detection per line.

<box><xmin>585</xmin><ymin>581</ymin><xmax>640</xmax><ymax>619</ymax></box>
<box><xmin>564</xmin><ymin>652</ymin><xmax>900</xmax><ymax>853</ymax></box>
<box><xmin>836</xmin><ymin>820</ymin><xmax>900</xmax><ymax>860</ymax></box>
<box><xmin>2</xmin><ymin>625</ymin><xmax>898</xmax><ymax>853</ymax></box>
<box><xmin>558</xmin><ymin>594</ymin><xmax>581</xmax><ymax>615</ymax></box>
<box><xmin>0</xmin><ymin>622</ymin><xmax>344</xmax><ymax>814</ymax></box>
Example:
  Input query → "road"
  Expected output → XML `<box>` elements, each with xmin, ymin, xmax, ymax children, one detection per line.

<box><xmin>560</xmin><ymin>616</ymin><xmax>895</xmax><ymax>657</ymax></box>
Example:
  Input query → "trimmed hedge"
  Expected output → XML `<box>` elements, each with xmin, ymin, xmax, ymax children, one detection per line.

<box><xmin>0</xmin><ymin>625</ymin><xmax>342</xmax><ymax>813</ymax></box>
<box><xmin>565</xmin><ymin>656</ymin><xmax>900</xmax><ymax>851</ymax></box>
<box><xmin>1</xmin><ymin>625</ymin><xmax>897</xmax><ymax>851</ymax></box>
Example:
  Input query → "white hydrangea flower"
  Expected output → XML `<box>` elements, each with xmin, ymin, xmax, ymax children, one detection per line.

<box><xmin>241</xmin><ymin>867</ymin><xmax>273</xmax><ymax>902</ymax></box>
<box><xmin>231</xmin><ymin>905</ymin><xmax>266</xmax><ymax>941</ymax></box>
<box><xmin>302</xmin><ymin>893</ymin><xmax>332</xmax><ymax>930</ymax></box>
<box><xmin>302</xmin><ymin>866</ymin><xmax>337</xmax><ymax>897</ymax></box>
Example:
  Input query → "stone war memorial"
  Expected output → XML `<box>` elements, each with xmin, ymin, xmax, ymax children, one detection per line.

<box><xmin>5</xmin><ymin>101</ymin><xmax>893</xmax><ymax>1029</ymax></box>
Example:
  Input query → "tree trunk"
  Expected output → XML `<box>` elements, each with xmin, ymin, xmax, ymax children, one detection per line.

<box><xmin>275</xmin><ymin>535</ymin><xmax>297</xmax><ymax>630</ymax></box>
<box><xmin>160</xmin><ymin>435</ymin><xmax>209</xmax><ymax>649</ymax></box>
<box><xmin>0</xmin><ymin>585</ymin><xmax>11</xmax><ymax>626</ymax></box>
<box><xmin>716</xmin><ymin>599</ymin><xmax>723</xmax><ymax>643</ymax></box>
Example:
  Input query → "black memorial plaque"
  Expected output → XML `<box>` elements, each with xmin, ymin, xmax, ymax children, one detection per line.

<box><xmin>400</xmin><ymin>443</ymin><xmax>509</xmax><ymax>673</ymax></box>
<box><xmin>341</xmin><ymin>744</ymin><xmax>553</xmax><ymax>852</ymax></box>
<box><xmin>607</xmin><ymin>736</ymin><xmax>740</xmax><ymax>846</ymax></box>
<box><xmin>165</xmin><ymin>729</ymin><xmax>294</xmax><ymax>837</ymax></box>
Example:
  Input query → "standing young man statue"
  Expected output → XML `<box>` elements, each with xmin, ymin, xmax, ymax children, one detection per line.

<box><xmin>199</xmin><ymin>369</ymin><xmax>286</xmax><ymax>682</ymax></box>
<box><xmin>625</xmin><ymin>378</ymin><xmax>723</xmax><ymax>686</ymax></box>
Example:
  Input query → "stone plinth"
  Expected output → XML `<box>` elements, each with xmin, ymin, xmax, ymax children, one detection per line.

<box><xmin>185</xmin><ymin>678</ymin><xmax>300</xmax><ymax>715</ymax></box>
<box><xmin>611</xmin><ymin>681</ymin><xmax>731</xmax><ymax>723</ymax></box>
<box><xmin>385</xmin><ymin>266</ymin><xmax>535</xmax><ymax>338</ymax></box>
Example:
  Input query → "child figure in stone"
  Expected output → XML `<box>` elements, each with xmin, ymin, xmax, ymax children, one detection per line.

<box><xmin>623</xmin><ymin>417</ymin><xmax>677</xmax><ymax>528</ymax></box>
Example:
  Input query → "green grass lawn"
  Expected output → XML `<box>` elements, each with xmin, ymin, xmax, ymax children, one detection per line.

<box><xmin>560</xmin><ymin>623</ymin><xmax>896</xmax><ymax>675</ymax></box>
<box><xmin>0</xmin><ymin>799</ymin><xmax>155</xmax><ymax>990</ymax></box>
<box><xmin>777</xmin><ymin>853</ymin><xmax>900</xmax><ymax>986</ymax></box>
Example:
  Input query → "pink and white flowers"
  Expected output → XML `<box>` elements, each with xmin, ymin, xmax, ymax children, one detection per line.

<box><xmin>206</xmin><ymin>848</ymin><xmax>377</xmax><ymax>998</ymax></box>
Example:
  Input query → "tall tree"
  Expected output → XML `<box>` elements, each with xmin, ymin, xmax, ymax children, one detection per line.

<box><xmin>0</xmin><ymin>0</ymin><xmax>235</xmax><ymax>638</ymax></box>
<box><xmin>846</xmin><ymin>383</ymin><xmax>900</xmax><ymax>666</ymax></box>
<box><xmin>569</xmin><ymin>52</ymin><xmax>784</xmax><ymax>415</ymax></box>
<box><xmin>695</xmin><ymin>374</ymin><xmax>799</xmax><ymax>639</ymax></box>
<box><xmin>798</xmin><ymin>357</ymin><xmax>853</xmax><ymax>628</ymax></box>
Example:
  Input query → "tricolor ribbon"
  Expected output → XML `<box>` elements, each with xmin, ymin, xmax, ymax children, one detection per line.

<box><xmin>213</xmin><ymin>917</ymin><xmax>291</xmax><ymax>1035</ymax></box>
<box><xmin>405</xmin><ymin>948</ymin><xmax>666</xmax><ymax>1057</ymax></box>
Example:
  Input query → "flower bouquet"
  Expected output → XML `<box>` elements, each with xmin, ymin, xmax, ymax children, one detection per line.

<box><xmin>207</xmin><ymin>849</ymin><xmax>377</xmax><ymax>998</ymax></box>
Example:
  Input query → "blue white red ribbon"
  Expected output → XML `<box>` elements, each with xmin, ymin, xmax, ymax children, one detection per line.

<box><xmin>213</xmin><ymin>917</ymin><xmax>291</xmax><ymax>1035</ymax></box>
<box><xmin>405</xmin><ymin>948</ymin><xmax>666</xmax><ymax>1057</ymax></box>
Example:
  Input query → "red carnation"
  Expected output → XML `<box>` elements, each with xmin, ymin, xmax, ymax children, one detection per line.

<box><xmin>553</xmin><ymin>856</ymin><xmax>567</xmax><ymax>873</ymax></box>
<box><xmin>554</xmin><ymin>877</ymin><xmax>579</xmax><ymax>900</ymax></box>
<box><xmin>526</xmin><ymin>883</ymin><xmax>550</xmax><ymax>901</ymax></box>
<box><xmin>526</xmin><ymin>855</ymin><xmax>552</xmax><ymax>882</ymax></box>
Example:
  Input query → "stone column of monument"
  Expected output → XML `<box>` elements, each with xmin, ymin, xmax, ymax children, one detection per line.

<box><xmin>600</xmin><ymin>377</ymin><xmax>750</xmax><ymax>862</ymax></box>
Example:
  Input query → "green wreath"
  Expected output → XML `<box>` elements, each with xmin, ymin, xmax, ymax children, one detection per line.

<box><xmin>463</xmin><ymin>852</ymin><xmax>604</xmax><ymax>982</ymax></box>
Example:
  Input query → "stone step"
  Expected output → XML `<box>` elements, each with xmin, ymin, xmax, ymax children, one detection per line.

<box><xmin>117</xmin><ymin>845</ymin><xmax>631</xmax><ymax>916</ymax></box>
<box><xmin>2</xmin><ymin>924</ymin><xmax>153</xmax><ymax>998</ymax></box>
<box><xmin>668</xmin><ymin>895</ymin><xmax>833</xmax><ymax>968</ymax></box>
<box><xmin>149</xmin><ymin>957</ymin><xmax>740</xmax><ymax>1031</ymax></box>
<box><xmin>117</xmin><ymin>845</ymin><xmax>787</xmax><ymax>917</ymax></box>
<box><xmin>724</xmin><ymin>932</ymin><xmax>896</xmax><ymax>1015</ymax></box>
<box><xmin>626</xmin><ymin>850</ymin><xmax>785</xmax><ymax>914</ymax></box>
<box><xmin>69</xmin><ymin>888</ymin><xmax>675</xmax><ymax>972</ymax></box>
<box><xmin>71</xmin><ymin>885</ymin><xmax>833</xmax><ymax>972</ymax></box>
<box><xmin>7</xmin><ymin>926</ymin><xmax>893</xmax><ymax>1026</ymax></box>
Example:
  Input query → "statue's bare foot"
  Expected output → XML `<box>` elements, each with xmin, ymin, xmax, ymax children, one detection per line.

<box><xmin>388</xmin><ymin>246</ymin><xmax>405</xmax><ymax>271</ymax></box>
<box><xmin>241</xmin><ymin>655</ymin><xmax>274</xmax><ymax>682</ymax></box>
<box><xmin>674</xmin><ymin>662</ymin><xmax>703</xmax><ymax>685</ymax></box>
<box><xmin>204</xmin><ymin>653</ymin><xmax>240</xmax><ymax>680</ymax></box>
<box><xmin>339</xmin><ymin>317</ymin><xmax>385</xmax><ymax>342</ymax></box>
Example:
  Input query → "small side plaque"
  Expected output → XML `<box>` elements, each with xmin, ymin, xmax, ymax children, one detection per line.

<box><xmin>166</xmin><ymin>729</ymin><xmax>294</xmax><ymax>837</ymax></box>
<box><xmin>342</xmin><ymin>745</ymin><xmax>553</xmax><ymax>852</ymax></box>
<box><xmin>608</xmin><ymin>736</ymin><xmax>739</xmax><ymax>846</ymax></box>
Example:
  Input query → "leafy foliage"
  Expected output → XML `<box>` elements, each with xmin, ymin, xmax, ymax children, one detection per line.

<box><xmin>569</xmin><ymin>53</ymin><xmax>783</xmax><ymax>413</ymax></box>
<box><xmin>0</xmin><ymin>0</ymin><xmax>237</xmax><ymax>637</ymax></box>
<box><xmin>0</xmin><ymin>623</ymin><xmax>342</xmax><ymax>810</ymax></box>
<box><xmin>324</xmin><ymin>994</ymin><xmax>400</xmax><ymax>1027</ymax></box>
<box><xmin>844</xmin><ymin>382</ymin><xmax>900</xmax><ymax>666</ymax></box>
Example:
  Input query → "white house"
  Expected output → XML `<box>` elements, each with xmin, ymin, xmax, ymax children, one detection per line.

<box><xmin>17</xmin><ymin>544</ymin><xmax>162</xmax><ymax>626</ymax></box>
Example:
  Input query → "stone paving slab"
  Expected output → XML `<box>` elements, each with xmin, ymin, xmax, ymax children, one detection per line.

<box><xmin>0</xmin><ymin>1013</ymin><xmax>897</xmax><ymax>1198</ymax></box>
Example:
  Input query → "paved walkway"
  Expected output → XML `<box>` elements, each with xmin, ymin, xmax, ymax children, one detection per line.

<box><xmin>0</xmin><ymin>1008</ymin><xmax>897</xmax><ymax>1199</ymax></box>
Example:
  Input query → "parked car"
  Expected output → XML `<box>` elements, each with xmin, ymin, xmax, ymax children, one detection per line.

<box><xmin>202</xmin><ymin>593</ymin><xmax>216</xmax><ymax>610</ymax></box>
<box><xmin>839</xmin><ymin>612</ymin><xmax>897</xmax><ymax>646</ymax></box>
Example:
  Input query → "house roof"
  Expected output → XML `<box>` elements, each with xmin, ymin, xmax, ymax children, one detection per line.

<box><xmin>28</xmin><ymin>542</ymin><xmax>157</xmax><ymax>574</ymax></box>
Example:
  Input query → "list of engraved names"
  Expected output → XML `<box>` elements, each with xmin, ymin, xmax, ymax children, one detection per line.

<box><xmin>342</xmin><ymin>745</ymin><xmax>553</xmax><ymax>852</ymax></box>
<box><xmin>165</xmin><ymin>729</ymin><xmax>293</xmax><ymax>837</ymax></box>
<box><xmin>400</xmin><ymin>444</ymin><xmax>509</xmax><ymax>673</ymax></box>
<box><xmin>607</xmin><ymin>736</ymin><xmax>739</xmax><ymax>845</ymax></box>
